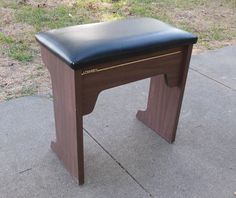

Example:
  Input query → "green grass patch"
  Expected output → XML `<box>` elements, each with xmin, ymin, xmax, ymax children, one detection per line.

<box><xmin>12</xmin><ymin>0</ymin><xmax>197</xmax><ymax>32</ymax></box>
<box><xmin>0</xmin><ymin>0</ymin><xmax>18</xmax><ymax>9</ymax></box>
<box><xmin>0</xmin><ymin>32</ymin><xmax>33</xmax><ymax>62</ymax></box>
<box><xmin>8</xmin><ymin>42</ymin><xmax>33</xmax><ymax>62</ymax></box>
<box><xmin>15</xmin><ymin>5</ymin><xmax>91</xmax><ymax>31</ymax></box>
<box><xmin>172</xmin><ymin>0</ymin><xmax>208</xmax><ymax>9</ymax></box>
<box><xmin>208</xmin><ymin>26</ymin><xmax>230</xmax><ymax>41</ymax></box>
<box><xmin>0</xmin><ymin>32</ymin><xmax>14</xmax><ymax>44</ymax></box>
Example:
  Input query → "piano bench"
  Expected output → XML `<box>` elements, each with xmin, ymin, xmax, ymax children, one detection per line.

<box><xmin>36</xmin><ymin>17</ymin><xmax>197</xmax><ymax>185</ymax></box>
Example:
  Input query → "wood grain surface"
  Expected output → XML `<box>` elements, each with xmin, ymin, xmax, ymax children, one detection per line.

<box><xmin>40</xmin><ymin>44</ymin><xmax>193</xmax><ymax>185</ymax></box>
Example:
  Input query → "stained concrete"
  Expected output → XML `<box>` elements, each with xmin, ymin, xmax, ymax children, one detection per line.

<box><xmin>1</xmin><ymin>46</ymin><xmax>236</xmax><ymax>198</ymax></box>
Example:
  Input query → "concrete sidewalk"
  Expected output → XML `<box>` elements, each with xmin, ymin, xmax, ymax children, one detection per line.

<box><xmin>0</xmin><ymin>46</ymin><xmax>235</xmax><ymax>198</ymax></box>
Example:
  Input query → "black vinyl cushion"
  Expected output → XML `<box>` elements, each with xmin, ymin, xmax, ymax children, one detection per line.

<box><xmin>36</xmin><ymin>17</ymin><xmax>197</xmax><ymax>70</ymax></box>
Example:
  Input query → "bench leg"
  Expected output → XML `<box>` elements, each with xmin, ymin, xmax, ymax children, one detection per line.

<box><xmin>42</xmin><ymin>48</ymin><xmax>84</xmax><ymax>185</ymax></box>
<box><xmin>50</xmin><ymin>66</ymin><xmax>84</xmax><ymax>185</ymax></box>
<box><xmin>136</xmin><ymin>46</ymin><xmax>193</xmax><ymax>143</ymax></box>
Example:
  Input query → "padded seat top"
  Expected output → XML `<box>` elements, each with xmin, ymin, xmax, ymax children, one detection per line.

<box><xmin>36</xmin><ymin>17</ymin><xmax>197</xmax><ymax>70</ymax></box>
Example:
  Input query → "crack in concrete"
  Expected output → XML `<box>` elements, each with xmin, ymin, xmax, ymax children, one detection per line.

<box><xmin>18</xmin><ymin>168</ymin><xmax>32</xmax><ymax>174</ymax></box>
<box><xmin>84</xmin><ymin>128</ymin><xmax>153</xmax><ymax>197</ymax></box>
<box><xmin>190</xmin><ymin>67</ymin><xmax>236</xmax><ymax>92</ymax></box>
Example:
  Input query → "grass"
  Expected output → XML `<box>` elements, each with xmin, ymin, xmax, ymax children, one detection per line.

<box><xmin>3</xmin><ymin>83</ymin><xmax>38</xmax><ymax>101</ymax></box>
<box><xmin>20</xmin><ymin>84</ymin><xmax>38</xmax><ymax>96</ymax></box>
<box><xmin>0</xmin><ymin>32</ymin><xmax>14</xmax><ymax>44</ymax></box>
<box><xmin>8</xmin><ymin>42</ymin><xmax>33</xmax><ymax>62</ymax></box>
<box><xmin>0</xmin><ymin>0</ymin><xmax>18</xmax><ymax>9</ymax></box>
<box><xmin>0</xmin><ymin>32</ymin><xmax>33</xmax><ymax>62</ymax></box>
<box><xmin>15</xmin><ymin>5</ymin><xmax>92</xmax><ymax>31</ymax></box>
<box><xmin>0</xmin><ymin>0</ymin><xmax>236</xmax><ymax>101</ymax></box>
<box><xmin>1</xmin><ymin>0</ymin><xmax>236</xmax><ymax>60</ymax></box>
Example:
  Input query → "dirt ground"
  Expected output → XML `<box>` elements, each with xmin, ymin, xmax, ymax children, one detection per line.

<box><xmin>0</xmin><ymin>0</ymin><xmax>236</xmax><ymax>101</ymax></box>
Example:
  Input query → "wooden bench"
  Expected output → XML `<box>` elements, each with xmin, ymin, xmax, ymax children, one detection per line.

<box><xmin>36</xmin><ymin>17</ymin><xmax>197</xmax><ymax>185</ymax></box>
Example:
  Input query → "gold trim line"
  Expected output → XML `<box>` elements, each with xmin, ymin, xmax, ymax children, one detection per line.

<box><xmin>81</xmin><ymin>51</ymin><xmax>182</xmax><ymax>76</ymax></box>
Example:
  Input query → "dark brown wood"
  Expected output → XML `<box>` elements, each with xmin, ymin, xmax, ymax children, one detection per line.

<box><xmin>81</xmin><ymin>47</ymin><xmax>185</xmax><ymax>115</ymax></box>
<box><xmin>41</xmin><ymin>47</ymin><xmax>84</xmax><ymax>185</ymax></box>
<box><xmin>136</xmin><ymin>45</ymin><xmax>193</xmax><ymax>143</ymax></box>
